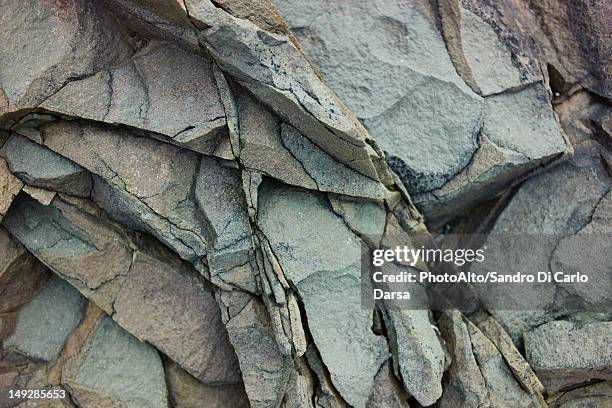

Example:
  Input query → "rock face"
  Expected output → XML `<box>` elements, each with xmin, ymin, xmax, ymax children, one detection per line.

<box><xmin>0</xmin><ymin>0</ymin><xmax>610</xmax><ymax>407</ymax></box>
<box><xmin>273</xmin><ymin>0</ymin><xmax>571</xmax><ymax>224</ymax></box>
<box><xmin>4</xmin><ymin>277</ymin><xmax>85</xmax><ymax>362</ymax></box>
<box><xmin>525</xmin><ymin>320</ymin><xmax>612</xmax><ymax>392</ymax></box>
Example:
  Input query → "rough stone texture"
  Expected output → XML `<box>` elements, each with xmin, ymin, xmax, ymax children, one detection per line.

<box><xmin>194</xmin><ymin>155</ymin><xmax>256</xmax><ymax>293</ymax></box>
<box><xmin>63</xmin><ymin>315</ymin><xmax>168</xmax><ymax>408</ymax></box>
<box><xmin>165</xmin><ymin>359</ymin><xmax>249</xmax><ymax>408</ymax></box>
<box><xmin>0</xmin><ymin>0</ymin><xmax>134</xmax><ymax>127</ymax></box>
<box><xmin>274</xmin><ymin>0</ymin><xmax>570</xmax><ymax>224</ymax></box>
<box><xmin>258</xmin><ymin>182</ymin><xmax>387</xmax><ymax>408</ymax></box>
<box><xmin>0</xmin><ymin>157</ymin><xmax>22</xmax><ymax>222</ymax></box>
<box><xmin>0</xmin><ymin>0</ymin><xmax>610</xmax><ymax>406</ymax></box>
<box><xmin>191</xmin><ymin>0</ymin><xmax>382</xmax><ymax>181</ymax></box>
<box><xmin>525</xmin><ymin>320</ymin><xmax>612</xmax><ymax>392</ymax></box>
<box><xmin>219</xmin><ymin>293</ymin><xmax>292</xmax><ymax>408</ymax></box>
<box><xmin>366</xmin><ymin>360</ymin><xmax>410</xmax><ymax>408</ymax></box>
<box><xmin>467</xmin><ymin>320</ymin><xmax>541</xmax><ymax>407</ymax></box>
<box><xmin>0</xmin><ymin>227</ymin><xmax>50</xmax><ymax>313</ymax></box>
<box><xmin>4</xmin><ymin>277</ymin><xmax>85</xmax><ymax>362</ymax></box>
<box><xmin>39</xmin><ymin>120</ymin><xmax>208</xmax><ymax>267</ymax></box>
<box><xmin>438</xmin><ymin>310</ymin><xmax>489</xmax><ymax>408</ymax></box>
<box><xmin>3</xmin><ymin>134</ymin><xmax>92</xmax><ymax>197</ymax></box>
<box><xmin>40</xmin><ymin>43</ymin><xmax>229</xmax><ymax>156</ymax></box>
<box><xmin>383</xmin><ymin>309</ymin><xmax>446</xmax><ymax>406</ymax></box>
<box><xmin>3</xmin><ymin>195</ymin><xmax>241</xmax><ymax>385</ymax></box>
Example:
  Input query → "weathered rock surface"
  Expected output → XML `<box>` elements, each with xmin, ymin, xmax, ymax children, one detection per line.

<box><xmin>217</xmin><ymin>292</ymin><xmax>292</xmax><ymax>408</ymax></box>
<box><xmin>0</xmin><ymin>0</ymin><xmax>134</xmax><ymax>126</ymax></box>
<box><xmin>3</xmin><ymin>195</ymin><xmax>241</xmax><ymax>385</ymax></box>
<box><xmin>274</xmin><ymin>0</ymin><xmax>570</xmax><ymax>223</ymax></box>
<box><xmin>525</xmin><ymin>320</ymin><xmax>612</xmax><ymax>392</ymax></box>
<box><xmin>0</xmin><ymin>157</ymin><xmax>22</xmax><ymax>222</ymax></box>
<box><xmin>258</xmin><ymin>182</ymin><xmax>387</xmax><ymax>408</ymax></box>
<box><xmin>4</xmin><ymin>277</ymin><xmax>85</xmax><ymax>362</ymax></box>
<box><xmin>40</xmin><ymin>43</ymin><xmax>229</xmax><ymax>156</ymax></box>
<box><xmin>38</xmin><ymin>120</ymin><xmax>208</xmax><ymax>266</ymax></box>
<box><xmin>438</xmin><ymin>310</ymin><xmax>489</xmax><ymax>408</ymax></box>
<box><xmin>0</xmin><ymin>0</ymin><xmax>609</xmax><ymax>406</ymax></box>
<box><xmin>190</xmin><ymin>0</ymin><xmax>382</xmax><ymax>181</ymax></box>
<box><xmin>0</xmin><ymin>227</ymin><xmax>50</xmax><ymax>313</ymax></box>
<box><xmin>383</xmin><ymin>309</ymin><xmax>446</xmax><ymax>406</ymax></box>
<box><xmin>194</xmin><ymin>155</ymin><xmax>257</xmax><ymax>292</ymax></box>
<box><xmin>3</xmin><ymin>134</ymin><xmax>92</xmax><ymax>197</ymax></box>
<box><xmin>165</xmin><ymin>359</ymin><xmax>249</xmax><ymax>408</ymax></box>
<box><xmin>62</xmin><ymin>314</ymin><xmax>168</xmax><ymax>408</ymax></box>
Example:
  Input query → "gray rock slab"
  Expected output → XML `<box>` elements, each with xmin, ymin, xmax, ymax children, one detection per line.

<box><xmin>39</xmin><ymin>120</ymin><xmax>208</xmax><ymax>265</ymax></box>
<box><xmin>3</xmin><ymin>134</ymin><xmax>91</xmax><ymax>196</ymax></box>
<box><xmin>384</xmin><ymin>309</ymin><xmax>446</xmax><ymax>406</ymax></box>
<box><xmin>40</xmin><ymin>43</ymin><xmax>228</xmax><ymax>156</ymax></box>
<box><xmin>4</xmin><ymin>277</ymin><xmax>85</xmax><ymax>362</ymax></box>
<box><xmin>0</xmin><ymin>0</ymin><xmax>133</xmax><ymax>127</ymax></box>
<box><xmin>194</xmin><ymin>155</ymin><xmax>257</xmax><ymax>292</ymax></box>
<box><xmin>525</xmin><ymin>320</ymin><xmax>612</xmax><ymax>392</ymax></box>
<box><xmin>280</xmin><ymin>124</ymin><xmax>389</xmax><ymax>199</ymax></box>
<box><xmin>221</xmin><ymin>292</ymin><xmax>292</xmax><ymax>408</ymax></box>
<box><xmin>274</xmin><ymin>0</ymin><xmax>569</xmax><ymax>223</ymax></box>
<box><xmin>4</xmin><ymin>195</ymin><xmax>241</xmax><ymax>385</ymax></box>
<box><xmin>189</xmin><ymin>1</ymin><xmax>380</xmax><ymax>180</ymax></box>
<box><xmin>257</xmin><ymin>181</ymin><xmax>388</xmax><ymax>408</ymax></box>
<box><xmin>68</xmin><ymin>315</ymin><xmax>168</xmax><ymax>408</ymax></box>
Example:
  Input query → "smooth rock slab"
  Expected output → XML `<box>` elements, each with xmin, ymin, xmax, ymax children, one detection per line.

<box><xmin>3</xmin><ymin>134</ymin><xmax>91</xmax><ymax>197</ymax></box>
<box><xmin>257</xmin><ymin>181</ymin><xmax>387</xmax><ymax>408</ymax></box>
<box><xmin>5</xmin><ymin>277</ymin><xmax>85</xmax><ymax>362</ymax></box>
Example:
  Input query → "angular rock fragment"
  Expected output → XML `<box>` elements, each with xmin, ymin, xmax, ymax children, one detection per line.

<box><xmin>366</xmin><ymin>360</ymin><xmax>410</xmax><ymax>408</ymax></box>
<box><xmin>280</xmin><ymin>124</ymin><xmax>389</xmax><ymax>199</ymax></box>
<box><xmin>525</xmin><ymin>320</ymin><xmax>612</xmax><ymax>393</ymax></box>
<box><xmin>41</xmin><ymin>44</ymin><xmax>229</xmax><ymax>156</ymax></box>
<box><xmin>438</xmin><ymin>0</ymin><xmax>542</xmax><ymax>96</ymax></box>
<box><xmin>217</xmin><ymin>291</ymin><xmax>292</xmax><ymax>408</ymax></box>
<box><xmin>165</xmin><ymin>359</ymin><xmax>249</xmax><ymax>408</ymax></box>
<box><xmin>188</xmin><ymin>0</ymin><xmax>381</xmax><ymax>180</ymax></box>
<box><xmin>4</xmin><ymin>277</ymin><xmax>86</xmax><ymax>362</ymax></box>
<box><xmin>467</xmin><ymin>320</ymin><xmax>541</xmax><ymax>407</ymax></box>
<box><xmin>62</xmin><ymin>314</ymin><xmax>168</xmax><ymax>408</ymax></box>
<box><xmin>3</xmin><ymin>134</ymin><xmax>92</xmax><ymax>197</ymax></box>
<box><xmin>476</xmin><ymin>314</ymin><xmax>544</xmax><ymax>398</ymax></box>
<box><xmin>438</xmin><ymin>310</ymin><xmax>489</xmax><ymax>408</ymax></box>
<box><xmin>274</xmin><ymin>0</ymin><xmax>570</xmax><ymax>223</ymax></box>
<box><xmin>328</xmin><ymin>194</ymin><xmax>387</xmax><ymax>245</ymax></box>
<box><xmin>3</xmin><ymin>195</ymin><xmax>241</xmax><ymax>385</ymax></box>
<box><xmin>0</xmin><ymin>0</ymin><xmax>134</xmax><ymax>126</ymax></box>
<box><xmin>0</xmin><ymin>227</ymin><xmax>50</xmax><ymax>313</ymax></box>
<box><xmin>38</xmin><ymin>120</ymin><xmax>208</xmax><ymax>266</ymax></box>
<box><xmin>475</xmin><ymin>97</ymin><xmax>611</xmax><ymax>342</ymax></box>
<box><xmin>195</xmin><ymin>156</ymin><xmax>257</xmax><ymax>293</ymax></box>
<box><xmin>383</xmin><ymin>309</ymin><xmax>446</xmax><ymax>406</ymax></box>
<box><xmin>258</xmin><ymin>181</ymin><xmax>387</xmax><ymax>408</ymax></box>
<box><xmin>0</xmin><ymin>157</ymin><xmax>22</xmax><ymax>222</ymax></box>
